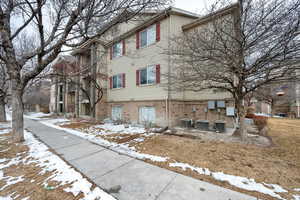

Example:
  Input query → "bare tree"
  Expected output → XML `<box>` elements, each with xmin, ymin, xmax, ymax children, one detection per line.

<box><xmin>0</xmin><ymin>0</ymin><xmax>169</xmax><ymax>142</ymax></box>
<box><xmin>167</xmin><ymin>0</ymin><xmax>300</xmax><ymax>140</ymax></box>
<box><xmin>0</xmin><ymin>61</ymin><xmax>9</xmax><ymax>121</ymax></box>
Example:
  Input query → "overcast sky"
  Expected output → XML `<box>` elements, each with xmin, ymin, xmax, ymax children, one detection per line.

<box><xmin>173</xmin><ymin>0</ymin><xmax>212</xmax><ymax>14</ymax></box>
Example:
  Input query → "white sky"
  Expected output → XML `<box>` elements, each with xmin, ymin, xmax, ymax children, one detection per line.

<box><xmin>173</xmin><ymin>0</ymin><xmax>213</xmax><ymax>14</ymax></box>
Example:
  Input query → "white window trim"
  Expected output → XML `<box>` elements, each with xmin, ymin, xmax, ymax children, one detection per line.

<box><xmin>112</xmin><ymin>106</ymin><xmax>123</xmax><ymax>121</ymax></box>
<box><xmin>112</xmin><ymin>41</ymin><xmax>123</xmax><ymax>59</ymax></box>
<box><xmin>140</xmin><ymin>25</ymin><xmax>156</xmax><ymax>48</ymax></box>
<box><xmin>112</xmin><ymin>74</ymin><xmax>123</xmax><ymax>89</ymax></box>
<box><xmin>139</xmin><ymin>106</ymin><xmax>156</xmax><ymax>124</ymax></box>
<box><xmin>139</xmin><ymin>65</ymin><xmax>156</xmax><ymax>86</ymax></box>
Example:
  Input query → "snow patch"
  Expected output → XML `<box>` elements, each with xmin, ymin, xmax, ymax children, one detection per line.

<box><xmin>169</xmin><ymin>162</ymin><xmax>287</xmax><ymax>200</ymax></box>
<box><xmin>169</xmin><ymin>162</ymin><xmax>211</xmax><ymax>176</ymax></box>
<box><xmin>294</xmin><ymin>195</ymin><xmax>300</xmax><ymax>200</ymax></box>
<box><xmin>23</xmin><ymin>131</ymin><xmax>116</xmax><ymax>200</ymax></box>
<box><xmin>0</xmin><ymin>123</ymin><xmax>115</xmax><ymax>200</ymax></box>
<box><xmin>0</xmin><ymin>176</ymin><xmax>24</xmax><ymax>190</ymax></box>
<box><xmin>94</xmin><ymin>123</ymin><xmax>146</xmax><ymax>134</ymax></box>
<box><xmin>0</xmin><ymin>196</ymin><xmax>13</xmax><ymax>200</ymax></box>
<box><xmin>24</xmin><ymin>112</ymin><xmax>52</xmax><ymax>120</ymax></box>
<box><xmin>41</xmin><ymin>120</ymin><xmax>168</xmax><ymax>162</ymax></box>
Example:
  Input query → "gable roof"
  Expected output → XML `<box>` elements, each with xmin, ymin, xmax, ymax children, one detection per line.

<box><xmin>71</xmin><ymin>6</ymin><xmax>200</xmax><ymax>54</ymax></box>
<box><xmin>105</xmin><ymin>7</ymin><xmax>199</xmax><ymax>47</ymax></box>
<box><xmin>182</xmin><ymin>3</ymin><xmax>239</xmax><ymax>31</ymax></box>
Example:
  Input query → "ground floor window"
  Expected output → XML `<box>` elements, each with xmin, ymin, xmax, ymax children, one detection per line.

<box><xmin>112</xmin><ymin>106</ymin><xmax>123</xmax><ymax>121</ymax></box>
<box><xmin>139</xmin><ymin>107</ymin><xmax>156</xmax><ymax>125</ymax></box>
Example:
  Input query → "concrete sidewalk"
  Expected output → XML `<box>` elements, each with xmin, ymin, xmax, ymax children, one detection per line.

<box><xmin>25</xmin><ymin>118</ymin><xmax>256</xmax><ymax>200</ymax></box>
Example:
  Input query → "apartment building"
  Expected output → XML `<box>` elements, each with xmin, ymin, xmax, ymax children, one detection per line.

<box><xmin>51</xmin><ymin>4</ymin><xmax>240</xmax><ymax>127</ymax></box>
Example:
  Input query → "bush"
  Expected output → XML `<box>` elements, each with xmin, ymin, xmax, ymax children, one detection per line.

<box><xmin>253</xmin><ymin>115</ymin><xmax>268</xmax><ymax>131</ymax></box>
<box><xmin>245</xmin><ymin>113</ymin><xmax>255</xmax><ymax>118</ymax></box>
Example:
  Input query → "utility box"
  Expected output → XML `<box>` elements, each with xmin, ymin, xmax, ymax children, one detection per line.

<box><xmin>180</xmin><ymin>118</ymin><xmax>193</xmax><ymax>128</ymax></box>
<box><xmin>215</xmin><ymin>120</ymin><xmax>226</xmax><ymax>133</ymax></box>
<box><xmin>195</xmin><ymin>120</ymin><xmax>209</xmax><ymax>131</ymax></box>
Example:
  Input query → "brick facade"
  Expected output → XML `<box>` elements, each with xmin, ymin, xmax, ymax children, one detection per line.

<box><xmin>106</xmin><ymin>99</ymin><xmax>234</xmax><ymax>127</ymax></box>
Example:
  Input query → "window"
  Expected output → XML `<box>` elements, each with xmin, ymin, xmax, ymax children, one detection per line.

<box><xmin>110</xmin><ymin>73</ymin><xmax>125</xmax><ymax>89</ymax></box>
<box><xmin>139</xmin><ymin>65</ymin><xmax>156</xmax><ymax>85</ymax></box>
<box><xmin>112</xmin><ymin>42</ymin><xmax>123</xmax><ymax>58</ymax></box>
<box><xmin>59</xmin><ymin>103</ymin><xmax>63</xmax><ymax>113</ymax></box>
<box><xmin>113</xmin><ymin>74</ymin><xmax>122</xmax><ymax>89</ymax></box>
<box><xmin>139</xmin><ymin>107</ymin><xmax>155</xmax><ymax>124</ymax></box>
<box><xmin>112</xmin><ymin>106</ymin><xmax>122</xmax><ymax>121</ymax></box>
<box><xmin>140</xmin><ymin>25</ymin><xmax>156</xmax><ymax>48</ymax></box>
<box><xmin>58</xmin><ymin>85</ymin><xmax>63</xmax><ymax>102</ymax></box>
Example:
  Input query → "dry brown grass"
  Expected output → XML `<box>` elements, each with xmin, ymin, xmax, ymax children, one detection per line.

<box><xmin>60</xmin><ymin>122</ymin><xmax>97</xmax><ymax>129</ymax></box>
<box><xmin>98</xmin><ymin>133</ymin><xmax>142</xmax><ymax>144</ymax></box>
<box><xmin>0</xmin><ymin>133</ymin><xmax>87</xmax><ymax>200</ymax></box>
<box><xmin>134</xmin><ymin>118</ymin><xmax>300</xmax><ymax>199</ymax></box>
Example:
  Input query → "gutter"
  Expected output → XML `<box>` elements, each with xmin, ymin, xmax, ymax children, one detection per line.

<box><xmin>167</xmin><ymin>11</ymin><xmax>172</xmax><ymax>127</ymax></box>
<box><xmin>182</xmin><ymin>3</ymin><xmax>240</xmax><ymax>31</ymax></box>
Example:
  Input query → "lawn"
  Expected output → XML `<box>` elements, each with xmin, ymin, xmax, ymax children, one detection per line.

<box><xmin>35</xmin><ymin>115</ymin><xmax>300</xmax><ymax>200</ymax></box>
<box><xmin>134</xmin><ymin>118</ymin><xmax>300</xmax><ymax>199</ymax></box>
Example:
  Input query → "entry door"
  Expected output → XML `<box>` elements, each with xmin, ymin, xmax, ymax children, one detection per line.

<box><xmin>139</xmin><ymin>107</ymin><xmax>156</xmax><ymax>124</ymax></box>
<box><xmin>112</xmin><ymin>106</ymin><xmax>122</xmax><ymax>121</ymax></box>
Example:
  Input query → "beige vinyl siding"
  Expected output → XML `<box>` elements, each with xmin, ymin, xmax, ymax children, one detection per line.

<box><xmin>107</xmin><ymin>17</ymin><xmax>170</xmax><ymax>102</ymax></box>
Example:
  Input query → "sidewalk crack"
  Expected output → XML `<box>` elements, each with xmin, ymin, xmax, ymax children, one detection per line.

<box><xmin>154</xmin><ymin>174</ymin><xmax>177</xmax><ymax>200</ymax></box>
<box><xmin>94</xmin><ymin>158</ymin><xmax>135</xmax><ymax>179</ymax></box>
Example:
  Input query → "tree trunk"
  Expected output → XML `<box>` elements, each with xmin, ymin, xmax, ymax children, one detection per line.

<box><xmin>11</xmin><ymin>81</ymin><xmax>24</xmax><ymax>143</ymax></box>
<box><xmin>235</xmin><ymin>98</ymin><xmax>248</xmax><ymax>141</ymax></box>
<box><xmin>0</xmin><ymin>98</ymin><xmax>6</xmax><ymax>122</ymax></box>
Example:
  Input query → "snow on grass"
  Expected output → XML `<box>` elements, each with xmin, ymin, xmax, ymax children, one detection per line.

<box><xmin>0</xmin><ymin>127</ymin><xmax>115</xmax><ymax>200</ymax></box>
<box><xmin>0</xmin><ymin>176</ymin><xmax>24</xmax><ymax>190</ymax></box>
<box><xmin>169</xmin><ymin>162</ymin><xmax>211</xmax><ymax>176</ymax></box>
<box><xmin>41</xmin><ymin>120</ymin><xmax>168</xmax><ymax>162</ymax></box>
<box><xmin>169</xmin><ymin>161</ymin><xmax>288</xmax><ymax>200</ymax></box>
<box><xmin>0</xmin><ymin>196</ymin><xmax>13</xmax><ymax>200</ymax></box>
<box><xmin>0</xmin><ymin>128</ymin><xmax>10</xmax><ymax>135</ymax></box>
<box><xmin>295</xmin><ymin>188</ymin><xmax>300</xmax><ymax>192</ymax></box>
<box><xmin>94</xmin><ymin>123</ymin><xmax>146</xmax><ymax>134</ymax></box>
<box><xmin>39</xmin><ymin>117</ymin><xmax>293</xmax><ymax>199</ymax></box>
<box><xmin>294</xmin><ymin>195</ymin><xmax>300</xmax><ymax>200</ymax></box>
<box><xmin>24</xmin><ymin>112</ymin><xmax>53</xmax><ymax>120</ymax></box>
<box><xmin>23</xmin><ymin>131</ymin><xmax>116</xmax><ymax>200</ymax></box>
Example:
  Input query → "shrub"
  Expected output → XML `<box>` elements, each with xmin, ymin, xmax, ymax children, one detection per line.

<box><xmin>253</xmin><ymin>115</ymin><xmax>268</xmax><ymax>131</ymax></box>
<box><xmin>245</xmin><ymin>113</ymin><xmax>255</xmax><ymax>118</ymax></box>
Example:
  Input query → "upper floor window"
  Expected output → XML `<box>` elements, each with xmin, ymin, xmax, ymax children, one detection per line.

<box><xmin>113</xmin><ymin>42</ymin><xmax>122</xmax><ymax>58</ymax></box>
<box><xmin>136</xmin><ymin>65</ymin><xmax>160</xmax><ymax>86</ymax></box>
<box><xmin>113</xmin><ymin>74</ymin><xmax>122</xmax><ymax>88</ymax></box>
<box><xmin>140</xmin><ymin>25</ymin><xmax>156</xmax><ymax>48</ymax></box>
<box><xmin>140</xmin><ymin>65</ymin><xmax>156</xmax><ymax>85</ymax></box>
<box><xmin>110</xmin><ymin>40</ymin><xmax>125</xmax><ymax>60</ymax></box>
<box><xmin>110</xmin><ymin>73</ymin><xmax>125</xmax><ymax>89</ymax></box>
<box><xmin>136</xmin><ymin>22</ymin><xmax>160</xmax><ymax>49</ymax></box>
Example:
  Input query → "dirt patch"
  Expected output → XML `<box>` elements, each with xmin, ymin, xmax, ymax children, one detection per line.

<box><xmin>60</xmin><ymin>122</ymin><xmax>96</xmax><ymax>129</ymax></box>
<box><xmin>98</xmin><ymin>133</ymin><xmax>143</xmax><ymax>144</ymax></box>
<box><xmin>134</xmin><ymin>118</ymin><xmax>300</xmax><ymax>199</ymax></box>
